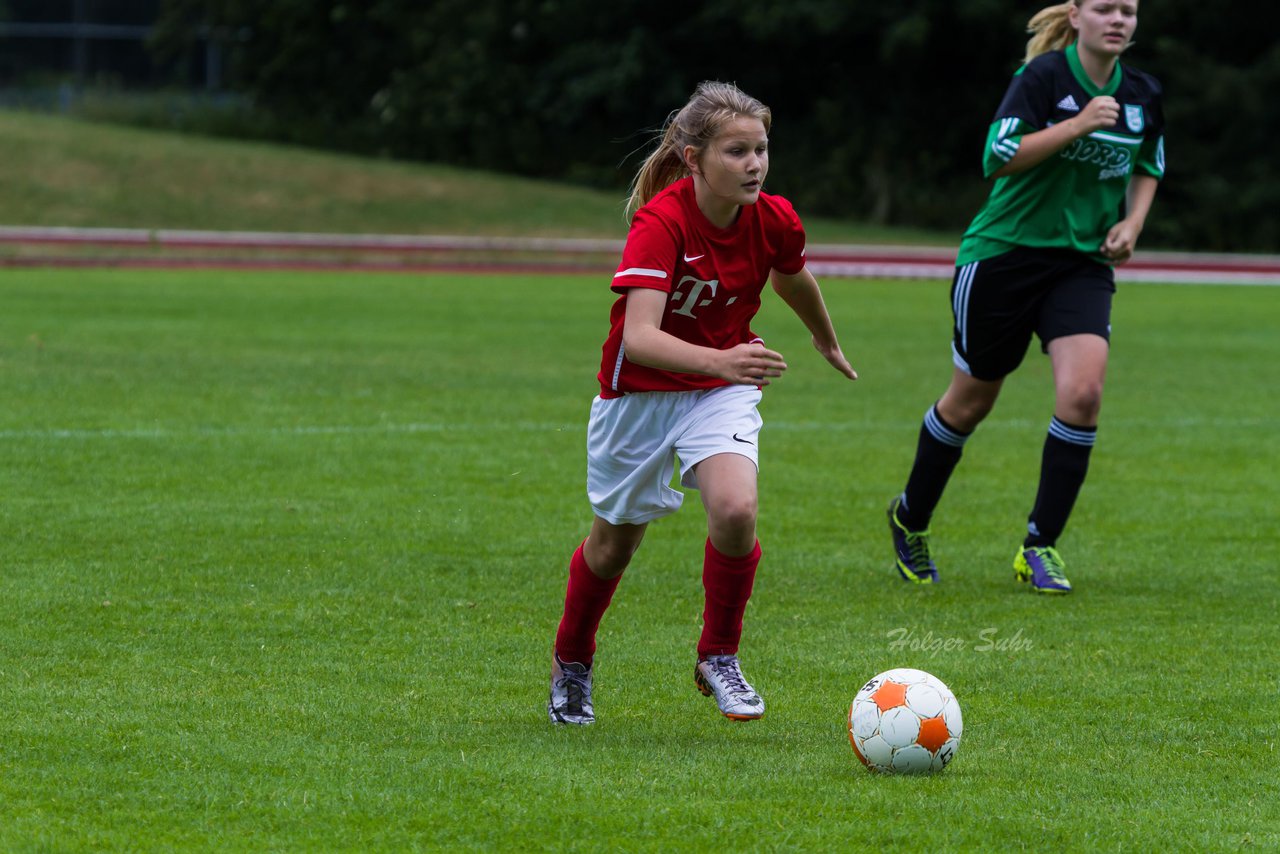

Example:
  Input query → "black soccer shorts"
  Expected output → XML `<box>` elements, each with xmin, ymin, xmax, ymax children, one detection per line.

<box><xmin>949</xmin><ymin>246</ymin><xmax>1115</xmax><ymax>381</ymax></box>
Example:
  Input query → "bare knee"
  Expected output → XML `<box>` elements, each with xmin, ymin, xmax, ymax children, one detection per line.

<box><xmin>946</xmin><ymin>397</ymin><xmax>995</xmax><ymax>430</ymax></box>
<box><xmin>936</xmin><ymin>371</ymin><xmax>1003</xmax><ymax>432</ymax></box>
<box><xmin>1058</xmin><ymin>380</ymin><xmax>1104</xmax><ymax>424</ymax></box>
<box><xmin>937</xmin><ymin>393</ymin><xmax>997</xmax><ymax>432</ymax></box>
<box><xmin>707</xmin><ymin>496</ymin><xmax>758</xmax><ymax>555</ymax></box>
<box><xmin>584</xmin><ymin>523</ymin><xmax>646</xmax><ymax>577</ymax></box>
<box><xmin>592</xmin><ymin>540</ymin><xmax>639</xmax><ymax>573</ymax></box>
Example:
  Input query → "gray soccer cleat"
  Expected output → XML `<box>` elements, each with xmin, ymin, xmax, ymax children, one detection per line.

<box><xmin>695</xmin><ymin>654</ymin><xmax>765</xmax><ymax>721</ymax></box>
<box><xmin>548</xmin><ymin>655</ymin><xmax>595</xmax><ymax>725</ymax></box>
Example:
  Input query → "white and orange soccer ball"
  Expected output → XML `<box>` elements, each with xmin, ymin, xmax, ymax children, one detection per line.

<box><xmin>848</xmin><ymin>668</ymin><xmax>962</xmax><ymax>774</ymax></box>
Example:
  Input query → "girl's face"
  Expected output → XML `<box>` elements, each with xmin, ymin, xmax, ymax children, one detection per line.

<box><xmin>686</xmin><ymin>116</ymin><xmax>769</xmax><ymax>220</ymax></box>
<box><xmin>1071</xmin><ymin>0</ymin><xmax>1138</xmax><ymax>60</ymax></box>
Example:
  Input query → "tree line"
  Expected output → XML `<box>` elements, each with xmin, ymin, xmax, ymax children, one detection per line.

<box><xmin>150</xmin><ymin>0</ymin><xmax>1279</xmax><ymax>251</ymax></box>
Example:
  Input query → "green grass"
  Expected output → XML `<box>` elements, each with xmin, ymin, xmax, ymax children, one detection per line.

<box><xmin>0</xmin><ymin>109</ymin><xmax>948</xmax><ymax>245</ymax></box>
<box><xmin>1</xmin><ymin>268</ymin><xmax>1275</xmax><ymax>850</ymax></box>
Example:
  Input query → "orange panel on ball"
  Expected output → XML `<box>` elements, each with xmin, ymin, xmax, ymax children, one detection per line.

<box><xmin>917</xmin><ymin>716</ymin><xmax>950</xmax><ymax>753</ymax></box>
<box><xmin>871</xmin><ymin>680</ymin><xmax>907</xmax><ymax>711</ymax></box>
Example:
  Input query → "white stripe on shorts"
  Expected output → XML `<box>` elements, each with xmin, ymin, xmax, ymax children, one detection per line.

<box><xmin>953</xmin><ymin>261</ymin><xmax>978</xmax><ymax>356</ymax></box>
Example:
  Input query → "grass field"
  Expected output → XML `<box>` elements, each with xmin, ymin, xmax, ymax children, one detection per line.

<box><xmin>1</xmin><ymin>267</ymin><xmax>1275</xmax><ymax>850</ymax></box>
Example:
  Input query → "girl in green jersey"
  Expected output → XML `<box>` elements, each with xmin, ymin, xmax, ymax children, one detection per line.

<box><xmin>886</xmin><ymin>0</ymin><xmax>1164</xmax><ymax>594</ymax></box>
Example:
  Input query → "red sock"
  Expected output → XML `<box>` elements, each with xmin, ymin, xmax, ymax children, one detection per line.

<box><xmin>553</xmin><ymin>542</ymin><xmax>622</xmax><ymax>667</ymax></box>
<box><xmin>697</xmin><ymin>538</ymin><xmax>761</xmax><ymax>659</ymax></box>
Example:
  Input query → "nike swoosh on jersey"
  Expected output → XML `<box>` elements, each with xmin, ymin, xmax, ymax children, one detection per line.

<box><xmin>683</xmin><ymin>253</ymin><xmax>705</xmax><ymax>262</ymax></box>
<box><xmin>732</xmin><ymin>433</ymin><xmax>755</xmax><ymax>445</ymax></box>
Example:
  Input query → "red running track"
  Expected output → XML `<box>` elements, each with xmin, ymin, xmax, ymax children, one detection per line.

<box><xmin>2</xmin><ymin>226</ymin><xmax>1277</xmax><ymax>284</ymax></box>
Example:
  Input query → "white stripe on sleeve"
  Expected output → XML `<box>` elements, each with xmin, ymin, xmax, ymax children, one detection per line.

<box><xmin>614</xmin><ymin>267</ymin><xmax>667</xmax><ymax>279</ymax></box>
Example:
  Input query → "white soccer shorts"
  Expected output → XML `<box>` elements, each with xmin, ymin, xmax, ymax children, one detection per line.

<box><xmin>586</xmin><ymin>384</ymin><xmax>763</xmax><ymax>525</ymax></box>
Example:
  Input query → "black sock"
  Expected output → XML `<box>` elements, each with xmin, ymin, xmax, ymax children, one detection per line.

<box><xmin>1024</xmin><ymin>417</ymin><xmax>1096</xmax><ymax>548</ymax></box>
<box><xmin>898</xmin><ymin>405</ymin><xmax>971</xmax><ymax>531</ymax></box>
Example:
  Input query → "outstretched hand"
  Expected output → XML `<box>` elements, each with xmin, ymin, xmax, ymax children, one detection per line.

<box><xmin>719</xmin><ymin>341</ymin><xmax>788</xmax><ymax>386</ymax></box>
<box><xmin>813</xmin><ymin>337</ymin><xmax>858</xmax><ymax>380</ymax></box>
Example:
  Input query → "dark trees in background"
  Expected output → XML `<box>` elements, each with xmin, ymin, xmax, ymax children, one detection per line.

<box><xmin>26</xmin><ymin>0</ymin><xmax>1280</xmax><ymax>250</ymax></box>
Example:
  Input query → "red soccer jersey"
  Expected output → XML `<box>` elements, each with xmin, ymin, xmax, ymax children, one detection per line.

<box><xmin>597</xmin><ymin>177</ymin><xmax>807</xmax><ymax>397</ymax></box>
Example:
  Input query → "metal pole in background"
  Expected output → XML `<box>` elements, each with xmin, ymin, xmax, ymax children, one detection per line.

<box><xmin>71</xmin><ymin>0</ymin><xmax>88</xmax><ymax>83</ymax></box>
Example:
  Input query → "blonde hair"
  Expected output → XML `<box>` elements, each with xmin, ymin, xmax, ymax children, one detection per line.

<box><xmin>1024</xmin><ymin>1</ymin><xmax>1079</xmax><ymax>63</ymax></box>
<box><xmin>625</xmin><ymin>81</ymin><xmax>772</xmax><ymax>221</ymax></box>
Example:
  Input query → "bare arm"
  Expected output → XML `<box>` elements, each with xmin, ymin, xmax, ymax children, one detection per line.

<box><xmin>770</xmin><ymin>267</ymin><xmax>857</xmax><ymax>380</ymax></box>
<box><xmin>993</xmin><ymin>96</ymin><xmax>1120</xmax><ymax>178</ymax></box>
<box><xmin>1102</xmin><ymin>174</ymin><xmax>1160</xmax><ymax>265</ymax></box>
<box><xmin>621</xmin><ymin>288</ymin><xmax>789</xmax><ymax>385</ymax></box>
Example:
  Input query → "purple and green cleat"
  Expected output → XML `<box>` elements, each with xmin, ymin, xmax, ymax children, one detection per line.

<box><xmin>887</xmin><ymin>497</ymin><xmax>938</xmax><ymax>584</ymax></box>
<box><xmin>1014</xmin><ymin>545</ymin><xmax>1072</xmax><ymax>594</ymax></box>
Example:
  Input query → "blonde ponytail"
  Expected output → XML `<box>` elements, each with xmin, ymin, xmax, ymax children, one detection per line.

<box><xmin>625</xmin><ymin>117</ymin><xmax>687</xmax><ymax>222</ymax></box>
<box><xmin>625</xmin><ymin>81</ymin><xmax>772</xmax><ymax>221</ymax></box>
<box><xmin>1024</xmin><ymin>1</ymin><xmax>1077</xmax><ymax>63</ymax></box>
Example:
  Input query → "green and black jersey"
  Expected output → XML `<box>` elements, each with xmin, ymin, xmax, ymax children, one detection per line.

<box><xmin>957</xmin><ymin>42</ymin><xmax>1165</xmax><ymax>267</ymax></box>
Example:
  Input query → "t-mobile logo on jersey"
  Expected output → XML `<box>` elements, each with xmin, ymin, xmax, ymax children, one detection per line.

<box><xmin>670</xmin><ymin>275</ymin><xmax>720</xmax><ymax>318</ymax></box>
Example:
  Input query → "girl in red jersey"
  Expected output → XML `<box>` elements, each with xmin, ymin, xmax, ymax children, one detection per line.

<box><xmin>549</xmin><ymin>81</ymin><xmax>858</xmax><ymax>725</ymax></box>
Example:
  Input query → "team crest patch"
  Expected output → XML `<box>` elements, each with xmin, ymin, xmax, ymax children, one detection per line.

<box><xmin>1124</xmin><ymin>104</ymin><xmax>1144</xmax><ymax>132</ymax></box>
